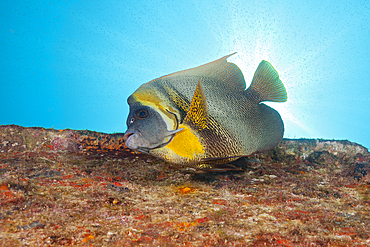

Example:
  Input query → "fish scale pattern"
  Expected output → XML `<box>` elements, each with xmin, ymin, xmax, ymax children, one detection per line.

<box><xmin>125</xmin><ymin>54</ymin><xmax>287</xmax><ymax>166</ymax></box>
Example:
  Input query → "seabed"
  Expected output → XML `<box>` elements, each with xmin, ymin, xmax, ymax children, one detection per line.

<box><xmin>0</xmin><ymin>125</ymin><xmax>369</xmax><ymax>246</ymax></box>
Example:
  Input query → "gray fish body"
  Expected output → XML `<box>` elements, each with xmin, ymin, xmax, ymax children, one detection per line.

<box><xmin>124</xmin><ymin>54</ymin><xmax>287</xmax><ymax>167</ymax></box>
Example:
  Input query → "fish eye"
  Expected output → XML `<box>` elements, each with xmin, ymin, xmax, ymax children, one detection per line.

<box><xmin>135</xmin><ymin>109</ymin><xmax>149</xmax><ymax>119</ymax></box>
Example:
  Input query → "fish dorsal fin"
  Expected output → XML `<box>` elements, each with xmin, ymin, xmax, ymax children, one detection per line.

<box><xmin>159</xmin><ymin>53</ymin><xmax>246</xmax><ymax>91</ymax></box>
<box><xmin>247</xmin><ymin>60</ymin><xmax>288</xmax><ymax>103</ymax></box>
<box><xmin>183</xmin><ymin>81</ymin><xmax>208</xmax><ymax>130</ymax></box>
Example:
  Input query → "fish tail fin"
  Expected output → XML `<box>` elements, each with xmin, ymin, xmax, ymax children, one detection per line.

<box><xmin>246</xmin><ymin>60</ymin><xmax>287</xmax><ymax>103</ymax></box>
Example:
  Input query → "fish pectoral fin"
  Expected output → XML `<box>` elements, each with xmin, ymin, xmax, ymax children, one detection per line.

<box><xmin>183</xmin><ymin>81</ymin><xmax>209</xmax><ymax>130</ymax></box>
<box><xmin>247</xmin><ymin>60</ymin><xmax>287</xmax><ymax>103</ymax></box>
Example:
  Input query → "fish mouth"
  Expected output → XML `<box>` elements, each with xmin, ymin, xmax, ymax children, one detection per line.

<box><xmin>123</xmin><ymin>129</ymin><xmax>160</xmax><ymax>153</ymax></box>
<box><xmin>123</xmin><ymin>129</ymin><xmax>143</xmax><ymax>145</ymax></box>
<box><xmin>123</xmin><ymin>132</ymin><xmax>134</xmax><ymax>142</ymax></box>
<box><xmin>124</xmin><ymin>111</ymin><xmax>183</xmax><ymax>153</ymax></box>
<box><xmin>124</xmin><ymin>127</ymin><xmax>184</xmax><ymax>153</ymax></box>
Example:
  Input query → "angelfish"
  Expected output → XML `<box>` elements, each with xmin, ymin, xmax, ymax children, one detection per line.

<box><xmin>124</xmin><ymin>53</ymin><xmax>287</xmax><ymax>169</ymax></box>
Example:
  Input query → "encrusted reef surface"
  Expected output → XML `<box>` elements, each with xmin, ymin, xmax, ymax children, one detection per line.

<box><xmin>0</xmin><ymin>125</ymin><xmax>369</xmax><ymax>246</ymax></box>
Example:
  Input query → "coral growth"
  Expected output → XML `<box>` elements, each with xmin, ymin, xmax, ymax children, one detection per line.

<box><xmin>0</xmin><ymin>125</ymin><xmax>369</xmax><ymax>246</ymax></box>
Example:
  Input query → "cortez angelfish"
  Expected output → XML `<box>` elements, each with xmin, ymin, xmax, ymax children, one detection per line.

<box><xmin>124</xmin><ymin>53</ymin><xmax>287</xmax><ymax>169</ymax></box>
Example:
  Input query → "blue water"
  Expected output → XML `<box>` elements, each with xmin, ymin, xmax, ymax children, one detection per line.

<box><xmin>1</xmin><ymin>1</ymin><xmax>370</xmax><ymax>149</ymax></box>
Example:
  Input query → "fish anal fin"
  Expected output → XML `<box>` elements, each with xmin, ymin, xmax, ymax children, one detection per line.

<box><xmin>183</xmin><ymin>81</ymin><xmax>209</xmax><ymax>130</ymax></box>
<box><xmin>201</xmin><ymin>155</ymin><xmax>245</xmax><ymax>163</ymax></box>
<box><xmin>196</xmin><ymin>163</ymin><xmax>243</xmax><ymax>172</ymax></box>
<box><xmin>247</xmin><ymin>60</ymin><xmax>288</xmax><ymax>103</ymax></box>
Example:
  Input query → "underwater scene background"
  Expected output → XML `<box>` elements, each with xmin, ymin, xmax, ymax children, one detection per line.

<box><xmin>1</xmin><ymin>1</ymin><xmax>370</xmax><ymax>245</ymax></box>
<box><xmin>1</xmin><ymin>0</ymin><xmax>370</xmax><ymax>149</ymax></box>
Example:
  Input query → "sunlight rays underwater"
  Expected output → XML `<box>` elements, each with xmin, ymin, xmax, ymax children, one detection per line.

<box><xmin>194</xmin><ymin>0</ymin><xmax>370</xmax><ymax>144</ymax></box>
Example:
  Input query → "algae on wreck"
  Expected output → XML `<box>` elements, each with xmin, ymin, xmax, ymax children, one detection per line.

<box><xmin>0</xmin><ymin>125</ymin><xmax>369</xmax><ymax>246</ymax></box>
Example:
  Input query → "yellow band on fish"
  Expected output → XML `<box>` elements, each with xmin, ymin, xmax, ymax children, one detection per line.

<box><xmin>165</xmin><ymin>124</ymin><xmax>204</xmax><ymax>159</ymax></box>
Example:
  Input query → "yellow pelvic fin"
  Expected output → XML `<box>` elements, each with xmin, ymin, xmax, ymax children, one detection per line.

<box><xmin>165</xmin><ymin>124</ymin><xmax>204</xmax><ymax>159</ymax></box>
<box><xmin>183</xmin><ymin>81</ymin><xmax>208</xmax><ymax>130</ymax></box>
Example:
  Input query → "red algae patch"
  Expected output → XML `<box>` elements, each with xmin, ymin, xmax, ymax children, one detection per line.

<box><xmin>0</xmin><ymin>125</ymin><xmax>370</xmax><ymax>246</ymax></box>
